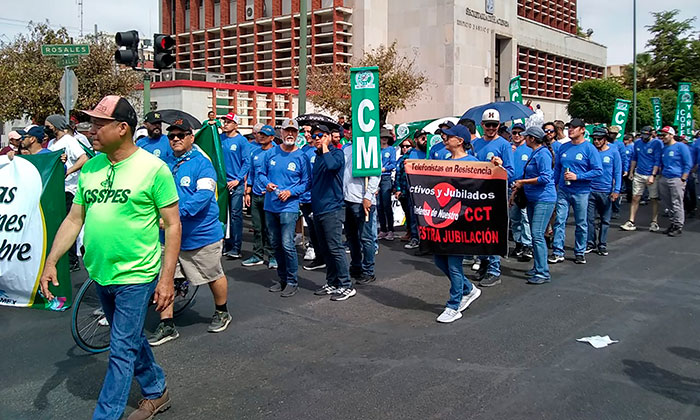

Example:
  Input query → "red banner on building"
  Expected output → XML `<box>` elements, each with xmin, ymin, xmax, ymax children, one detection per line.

<box><xmin>405</xmin><ymin>159</ymin><xmax>508</xmax><ymax>256</ymax></box>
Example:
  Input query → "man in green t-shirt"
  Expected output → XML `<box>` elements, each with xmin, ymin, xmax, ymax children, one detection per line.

<box><xmin>40</xmin><ymin>95</ymin><xmax>181</xmax><ymax>420</ymax></box>
<box><xmin>201</xmin><ymin>110</ymin><xmax>222</xmax><ymax>131</ymax></box>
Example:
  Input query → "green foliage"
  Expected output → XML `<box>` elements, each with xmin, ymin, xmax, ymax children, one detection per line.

<box><xmin>567</xmin><ymin>79</ymin><xmax>631</xmax><ymax>124</ymax></box>
<box><xmin>0</xmin><ymin>22</ymin><xmax>140</xmax><ymax>123</ymax></box>
<box><xmin>643</xmin><ymin>10</ymin><xmax>698</xmax><ymax>89</ymax></box>
<box><xmin>634</xmin><ymin>89</ymin><xmax>679</xmax><ymax>128</ymax></box>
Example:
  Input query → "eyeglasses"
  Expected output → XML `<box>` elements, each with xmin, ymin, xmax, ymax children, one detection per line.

<box><xmin>311</xmin><ymin>133</ymin><xmax>325</xmax><ymax>139</ymax></box>
<box><xmin>592</xmin><ymin>136</ymin><xmax>605</xmax><ymax>141</ymax></box>
<box><xmin>543</xmin><ymin>129</ymin><xmax>555</xmax><ymax>133</ymax></box>
<box><xmin>483</xmin><ymin>122</ymin><xmax>499</xmax><ymax>129</ymax></box>
<box><xmin>167</xmin><ymin>132</ymin><xmax>191</xmax><ymax>141</ymax></box>
<box><xmin>512</xmin><ymin>131</ymin><xmax>523</xmax><ymax>136</ymax></box>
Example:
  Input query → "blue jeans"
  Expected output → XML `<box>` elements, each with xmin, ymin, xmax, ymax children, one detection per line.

<box><xmin>434</xmin><ymin>255</ymin><xmax>473</xmax><ymax>310</ymax></box>
<box><xmin>509</xmin><ymin>204</ymin><xmax>532</xmax><ymax>247</ymax></box>
<box><xmin>266</xmin><ymin>211</ymin><xmax>299</xmax><ymax>286</ymax></box>
<box><xmin>225</xmin><ymin>185</ymin><xmax>244</xmax><ymax>254</ymax></box>
<box><xmin>300</xmin><ymin>202</ymin><xmax>320</xmax><ymax>254</ymax></box>
<box><xmin>553</xmin><ymin>190</ymin><xmax>590</xmax><ymax>256</ymax></box>
<box><xmin>345</xmin><ymin>201</ymin><xmax>376</xmax><ymax>277</ymax></box>
<box><xmin>315</xmin><ymin>208</ymin><xmax>351</xmax><ymax>288</ymax></box>
<box><xmin>587</xmin><ymin>191</ymin><xmax>612</xmax><ymax>248</ymax></box>
<box><xmin>377</xmin><ymin>176</ymin><xmax>394</xmax><ymax>232</ymax></box>
<box><xmin>478</xmin><ymin>255</ymin><xmax>501</xmax><ymax>276</ymax></box>
<box><xmin>93</xmin><ymin>279</ymin><xmax>166</xmax><ymax>420</ymax></box>
<box><xmin>527</xmin><ymin>201</ymin><xmax>556</xmax><ymax>280</ymax></box>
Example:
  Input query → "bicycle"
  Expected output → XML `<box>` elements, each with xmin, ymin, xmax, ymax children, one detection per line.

<box><xmin>71</xmin><ymin>278</ymin><xmax>199</xmax><ymax>353</ymax></box>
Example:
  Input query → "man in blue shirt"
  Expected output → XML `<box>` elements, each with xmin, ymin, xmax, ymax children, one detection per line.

<box><xmin>309</xmin><ymin>124</ymin><xmax>355</xmax><ymax>301</ymax></box>
<box><xmin>149</xmin><ymin>119</ymin><xmax>231</xmax><ymax>347</ymax></box>
<box><xmin>586</xmin><ymin>128</ymin><xmax>621</xmax><ymax>256</ymax></box>
<box><xmin>378</xmin><ymin>129</ymin><xmax>397</xmax><ymax>241</ymax></box>
<box><xmin>260</xmin><ymin>118</ymin><xmax>310</xmax><ymax>297</ymax></box>
<box><xmin>136</xmin><ymin>112</ymin><xmax>173</xmax><ymax>162</ymax></box>
<box><xmin>658</xmin><ymin>126</ymin><xmax>692</xmax><ymax>236</ymax></box>
<box><xmin>549</xmin><ymin>118</ymin><xmax>603</xmax><ymax>265</ymax></box>
<box><xmin>606</xmin><ymin>126</ymin><xmax>626</xmax><ymax>219</ymax></box>
<box><xmin>621</xmin><ymin>125</ymin><xmax>663</xmax><ymax>232</ymax></box>
<box><xmin>220</xmin><ymin>112</ymin><xmax>250</xmax><ymax>259</ymax></box>
<box><xmin>300</xmin><ymin>131</ymin><xmax>326</xmax><ymax>271</ymax></box>
<box><xmin>242</xmin><ymin>125</ymin><xmax>277</xmax><ymax>269</ymax></box>
<box><xmin>428</xmin><ymin>121</ymin><xmax>454</xmax><ymax>160</ymax></box>
<box><xmin>621</xmin><ymin>134</ymin><xmax>635</xmax><ymax>203</ymax></box>
<box><xmin>470</xmin><ymin>109</ymin><xmax>515</xmax><ymax>287</ymax></box>
<box><xmin>509</xmin><ymin>123</ymin><xmax>533</xmax><ymax>261</ymax></box>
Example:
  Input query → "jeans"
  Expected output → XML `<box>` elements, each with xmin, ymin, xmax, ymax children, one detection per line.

<box><xmin>377</xmin><ymin>176</ymin><xmax>394</xmax><ymax>232</ymax></box>
<box><xmin>527</xmin><ymin>201</ymin><xmax>556</xmax><ymax>280</ymax></box>
<box><xmin>300</xmin><ymin>202</ymin><xmax>320</xmax><ymax>253</ymax></box>
<box><xmin>434</xmin><ymin>255</ymin><xmax>473</xmax><ymax>310</ymax></box>
<box><xmin>93</xmin><ymin>279</ymin><xmax>166</xmax><ymax>420</ymax></box>
<box><xmin>587</xmin><ymin>191</ymin><xmax>612</xmax><ymax>248</ymax></box>
<box><xmin>65</xmin><ymin>191</ymin><xmax>78</xmax><ymax>266</ymax></box>
<box><xmin>225</xmin><ymin>185</ymin><xmax>244</xmax><ymax>254</ymax></box>
<box><xmin>509</xmin><ymin>204</ymin><xmax>532</xmax><ymax>247</ymax></box>
<box><xmin>478</xmin><ymin>255</ymin><xmax>501</xmax><ymax>276</ymax></box>
<box><xmin>399</xmin><ymin>193</ymin><xmax>418</xmax><ymax>239</ymax></box>
<box><xmin>553</xmin><ymin>190</ymin><xmax>590</xmax><ymax>257</ymax></box>
<box><xmin>251</xmin><ymin>193</ymin><xmax>273</xmax><ymax>260</ymax></box>
<box><xmin>315</xmin><ymin>208</ymin><xmax>351</xmax><ymax>288</ymax></box>
<box><xmin>345</xmin><ymin>201</ymin><xmax>376</xmax><ymax>277</ymax></box>
<box><xmin>266</xmin><ymin>211</ymin><xmax>300</xmax><ymax>286</ymax></box>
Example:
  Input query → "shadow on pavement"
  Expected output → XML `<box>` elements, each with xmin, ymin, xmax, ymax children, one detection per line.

<box><xmin>668</xmin><ymin>347</ymin><xmax>700</xmax><ymax>363</ymax></box>
<box><xmin>622</xmin><ymin>359</ymin><xmax>700</xmax><ymax>406</ymax></box>
<box><xmin>34</xmin><ymin>348</ymin><xmax>106</xmax><ymax>410</ymax></box>
<box><xmin>359</xmin><ymin>284</ymin><xmax>442</xmax><ymax>314</ymax></box>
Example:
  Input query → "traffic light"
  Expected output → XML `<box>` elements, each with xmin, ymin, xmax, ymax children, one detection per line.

<box><xmin>153</xmin><ymin>34</ymin><xmax>176</xmax><ymax>70</ymax></box>
<box><xmin>115</xmin><ymin>30</ymin><xmax>140</xmax><ymax>68</ymax></box>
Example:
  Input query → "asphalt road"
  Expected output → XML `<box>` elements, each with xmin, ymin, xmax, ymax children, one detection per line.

<box><xmin>3</xmin><ymin>203</ymin><xmax>700</xmax><ymax>420</ymax></box>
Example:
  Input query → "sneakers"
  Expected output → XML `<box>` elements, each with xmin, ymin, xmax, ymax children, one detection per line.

<box><xmin>458</xmin><ymin>286</ymin><xmax>481</xmax><ymax>312</ymax></box>
<box><xmin>377</xmin><ymin>231</ymin><xmax>388</xmax><ymax>240</ymax></box>
<box><xmin>597</xmin><ymin>246</ymin><xmax>609</xmax><ymax>256</ymax></box>
<box><xmin>241</xmin><ymin>256</ymin><xmax>264</xmax><ymax>267</ymax></box>
<box><xmin>585</xmin><ymin>244</ymin><xmax>596</xmax><ymax>254</ymax></box>
<box><xmin>400</xmin><ymin>232</ymin><xmax>411</xmax><ymax>241</ymax></box>
<box><xmin>269</xmin><ymin>282</ymin><xmax>284</xmax><ymax>292</ymax></box>
<box><xmin>280</xmin><ymin>284</ymin><xmax>298</xmax><ymax>297</ymax></box>
<box><xmin>208</xmin><ymin>310</ymin><xmax>232</xmax><ymax>333</ymax></box>
<box><xmin>479</xmin><ymin>274</ymin><xmax>501</xmax><ymax>287</ymax></box>
<box><xmin>574</xmin><ymin>254</ymin><xmax>587</xmax><ymax>264</ymax></box>
<box><xmin>620</xmin><ymin>220</ymin><xmax>637</xmax><ymax>231</ymax></box>
<box><xmin>148</xmin><ymin>322</ymin><xmax>179</xmax><ymax>347</ymax></box>
<box><xmin>520</xmin><ymin>246</ymin><xmax>533</xmax><ymax>261</ymax></box>
<box><xmin>385</xmin><ymin>231</ymin><xmax>395</xmax><ymax>241</ymax></box>
<box><xmin>649</xmin><ymin>221</ymin><xmax>660</xmax><ymax>232</ymax></box>
<box><xmin>548</xmin><ymin>254</ymin><xmax>565</xmax><ymax>264</ymax></box>
<box><xmin>511</xmin><ymin>242</ymin><xmax>524</xmax><ymax>258</ymax></box>
<box><xmin>303</xmin><ymin>260</ymin><xmax>326</xmax><ymax>271</ymax></box>
<box><xmin>127</xmin><ymin>389</ymin><xmax>171</xmax><ymax>420</ymax></box>
<box><xmin>314</xmin><ymin>284</ymin><xmax>337</xmax><ymax>295</ymax></box>
<box><xmin>223</xmin><ymin>251</ymin><xmax>242</xmax><ymax>259</ymax></box>
<box><xmin>356</xmin><ymin>274</ymin><xmax>376</xmax><ymax>285</ymax></box>
<box><xmin>436</xmin><ymin>307</ymin><xmax>462</xmax><ymax>323</ymax></box>
<box><xmin>527</xmin><ymin>277</ymin><xmax>551</xmax><ymax>285</ymax></box>
<box><xmin>330</xmin><ymin>287</ymin><xmax>357</xmax><ymax>301</ymax></box>
<box><xmin>268</xmin><ymin>257</ymin><xmax>278</xmax><ymax>269</ymax></box>
<box><xmin>404</xmin><ymin>238</ymin><xmax>419</xmax><ymax>249</ymax></box>
<box><xmin>471</xmin><ymin>260</ymin><xmax>481</xmax><ymax>272</ymax></box>
<box><xmin>668</xmin><ymin>226</ymin><xmax>683</xmax><ymax>237</ymax></box>
<box><xmin>303</xmin><ymin>247</ymin><xmax>316</xmax><ymax>261</ymax></box>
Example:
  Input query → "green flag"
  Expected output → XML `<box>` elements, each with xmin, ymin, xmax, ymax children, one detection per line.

<box><xmin>394</xmin><ymin>119</ymin><xmax>434</xmax><ymax>146</ymax></box>
<box><xmin>651</xmin><ymin>97</ymin><xmax>663</xmax><ymax>131</ymax></box>
<box><xmin>194</xmin><ymin>124</ymin><xmax>229</xmax><ymax>225</ymax></box>
<box><xmin>674</xmin><ymin>82</ymin><xmax>692</xmax><ymax>126</ymax></box>
<box><xmin>0</xmin><ymin>150</ymin><xmax>71</xmax><ymax>311</ymax></box>
<box><xmin>610</xmin><ymin>99</ymin><xmax>631</xmax><ymax>139</ymax></box>
<box><xmin>351</xmin><ymin>66</ymin><xmax>381</xmax><ymax>177</ymax></box>
<box><xmin>427</xmin><ymin>134</ymin><xmax>442</xmax><ymax>160</ymax></box>
<box><xmin>509</xmin><ymin>76</ymin><xmax>523</xmax><ymax>103</ymax></box>
<box><xmin>678</xmin><ymin>92</ymin><xmax>694</xmax><ymax>136</ymax></box>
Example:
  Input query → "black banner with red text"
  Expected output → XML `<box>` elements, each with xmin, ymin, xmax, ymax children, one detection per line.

<box><xmin>405</xmin><ymin>159</ymin><xmax>508</xmax><ymax>256</ymax></box>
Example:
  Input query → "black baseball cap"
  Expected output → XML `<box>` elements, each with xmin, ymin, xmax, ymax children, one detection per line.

<box><xmin>166</xmin><ymin>119</ymin><xmax>193</xmax><ymax>132</ymax></box>
<box><xmin>144</xmin><ymin>111</ymin><xmax>164</xmax><ymax>124</ymax></box>
<box><xmin>568</xmin><ymin>118</ymin><xmax>585</xmax><ymax>128</ymax></box>
<box><xmin>81</xmin><ymin>95</ymin><xmax>138</xmax><ymax>132</ymax></box>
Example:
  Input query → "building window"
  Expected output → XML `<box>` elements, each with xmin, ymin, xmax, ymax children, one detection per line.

<box><xmin>171</xmin><ymin>0</ymin><xmax>176</xmax><ymax>33</ymax></box>
<box><xmin>199</xmin><ymin>0</ymin><xmax>205</xmax><ymax>29</ymax></box>
<box><xmin>214</xmin><ymin>0</ymin><xmax>221</xmax><ymax>26</ymax></box>
<box><xmin>321</xmin><ymin>0</ymin><xmax>333</xmax><ymax>7</ymax></box>
<box><xmin>517</xmin><ymin>0</ymin><xmax>577</xmax><ymax>35</ymax></box>
<box><xmin>263</xmin><ymin>0</ymin><xmax>271</xmax><ymax>17</ymax></box>
<box><xmin>185</xmin><ymin>0</ymin><xmax>191</xmax><ymax>31</ymax></box>
<box><xmin>282</xmin><ymin>0</ymin><xmax>291</xmax><ymax>14</ymax></box>
<box><xmin>230</xmin><ymin>0</ymin><xmax>237</xmax><ymax>23</ymax></box>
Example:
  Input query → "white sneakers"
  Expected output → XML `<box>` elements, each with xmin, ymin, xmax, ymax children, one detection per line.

<box><xmin>437</xmin><ymin>308</ymin><xmax>462</xmax><ymax>323</ymax></box>
<box><xmin>304</xmin><ymin>247</ymin><xmax>316</xmax><ymax>261</ymax></box>
<box><xmin>437</xmin><ymin>285</ymin><xmax>481</xmax><ymax>323</ymax></box>
<box><xmin>459</xmin><ymin>286</ymin><xmax>481</xmax><ymax>312</ymax></box>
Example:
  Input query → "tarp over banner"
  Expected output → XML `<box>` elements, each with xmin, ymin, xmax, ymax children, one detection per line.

<box><xmin>405</xmin><ymin>159</ymin><xmax>508</xmax><ymax>256</ymax></box>
<box><xmin>0</xmin><ymin>151</ymin><xmax>71</xmax><ymax>310</ymax></box>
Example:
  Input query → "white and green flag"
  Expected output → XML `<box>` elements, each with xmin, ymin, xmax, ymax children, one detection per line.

<box><xmin>0</xmin><ymin>151</ymin><xmax>71</xmax><ymax>310</ymax></box>
<box><xmin>610</xmin><ymin>99</ymin><xmax>631</xmax><ymax>139</ymax></box>
<box><xmin>651</xmin><ymin>97</ymin><xmax>663</xmax><ymax>131</ymax></box>
<box><xmin>351</xmin><ymin>66</ymin><xmax>381</xmax><ymax>177</ymax></box>
<box><xmin>509</xmin><ymin>76</ymin><xmax>523</xmax><ymax>104</ymax></box>
<box><xmin>678</xmin><ymin>92</ymin><xmax>694</xmax><ymax>137</ymax></box>
<box><xmin>674</xmin><ymin>82</ymin><xmax>692</xmax><ymax>126</ymax></box>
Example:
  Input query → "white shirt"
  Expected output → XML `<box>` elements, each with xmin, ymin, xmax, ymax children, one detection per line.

<box><xmin>342</xmin><ymin>146</ymin><xmax>380</xmax><ymax>205</ymax></box>
<box><xmin>74</xmin><ymin>132</ymin><xmax>92</xmax><ymax>150</ymax></box>
<box><xmin>558</xmin><ymin>136</ymin><xmax>571</xmax><ymax>144</ymax></box>
<box><xmin>48</xmin><ymin>134</ymin><xmax>86</xmax><ymax>194</ymax></box>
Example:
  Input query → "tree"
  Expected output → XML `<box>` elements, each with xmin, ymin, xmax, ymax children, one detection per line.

<box><xmin>567</xmin><ymin>78</ymin><xmax>631</xmax><ymax>124</ymax></box>
<box><xmin>307</xmin><ymin>41</ymin><xmax>428</xmax><ymax>124</ymax></box>
<box><xmin>0</xmin><ymin>22</ymin><xmax>141</xmax><ymax>123</ymax></box>
<box><xmin>643</xmin><ymin>10</ymin><xmax>699</xmax><ymax>89</ymax></box>
<box><xmin>622</xmin><ymin>53</ymin><xmax>660</xmax><ymax>90</ymax></box>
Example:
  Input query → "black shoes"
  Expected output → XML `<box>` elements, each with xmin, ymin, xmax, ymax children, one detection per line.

<box><xmin>574</xmin><ymin>254</ymin><xmax>587</xmax><ymax>264</ymax></box>
<box><xmin>356</xmin><ymin>274</ymin><xmax>376</xmax><ymax>285</ymax></box>
<box><xmin>479</xmin><ymin>274</ymin><xmax>501</xmax><ymax>287</ymax></box>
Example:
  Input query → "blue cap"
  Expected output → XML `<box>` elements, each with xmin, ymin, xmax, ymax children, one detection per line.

<box><xmin>511</xmin><ymin>123</ymin><xmax>526</xmax><ymax>132</ymax></box>
<box><xmin>523</xmin><ymin>126</ymin><xmax>545</xmax><ymax>139</ymax></box>
<box><xmin>259</xmin><ymin>125</ymin><xmax>276</xmax><ymax>136</ymax></box>
<box><xmin>591</xmin><ymin>127</ymin><xmax>608</xmax><ymax>137</ymax></box>
<box><xmin>442</xmin><ymin>124</ymin><xmax>471</xmax><ymax>141</ymax></box>
<box><xmin>27</xmin><ymin>126</ymin><xmax>46</xmax><ymax>139</ymax></box>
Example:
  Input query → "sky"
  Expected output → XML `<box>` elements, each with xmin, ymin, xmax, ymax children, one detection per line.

<box><xmin>0</xmin><ymin>0</ymin><xmax>699</xmax><ymax>65</ymax></box>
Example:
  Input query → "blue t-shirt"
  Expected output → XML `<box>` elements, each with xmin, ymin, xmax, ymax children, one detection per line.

<box><xmin>407</xmin><ymin>148</ymin><xmax>427</xmax><ymax>160</ymax></box>
<box><xmin>612</xmin><ymin>141</ymin><xmax>626</xmax><ymax>173</ymax></box>
<box><xmin>259</xmin><ymin>147</ymin><xmax>310</xmax><ymax>213</ymax></box>
<box><xmin>311</xmin><ymin>147</ymin><xmax>346</xmax><ymax>215</ymax></box>
<box><xmin>381</xmin><ymin>146</ymin><xmax>397</xmax><ymax>176</ymax></box>
<box><xmin>630</xmin><ymin>138</ymin><xmax>663</xmax><ymax>176</ymax></box>
<box><xmin>471</xmin><ymin>136</ymin><xmax>515</xmax><ymax>180</ymax></box>
<box><xmin>661</xmin><ymin>142</ymin><xmax>692</xmax><ymax>179</ymax></box>
<box><xmin>554</xmin><ymin>141</ymin><xmax>603</xmax><ymax>194</ymax></box>
<box><xmin>523</xmin><ymin>146</ymin><xmax>556</xmax><ymax>203</ymax></box>
<box><xmin>163</xmin><ymin>150</ymin><xmax>223</xmax><ymax>251</ymax></box>
<box><xmin>623</xmin><ymin>143</ymin><xmax>634</xmax><ymax>173</ymax></box>
<box><xmin>429</xmin><ymin>142</ymin><xmax>451</xmax><ymax>160</ymax></box>
<box><xmin>136</xmin><ymin>134</ymin><xmax>173</xmax><ymax>162</ymax></box>
<box><xmin>512</xmin><ymin>144</ymin><xmax>532</xmax><ymax>181</ymax></box>
<box><xmin>220</xmin><ymin>133</ymin><xmax>251</xmax><ymax>182</ymax></box>
<box><xmin>590</xmin><ymin>147</ymin><xmax>622</xmax><ymax>193</ymax></box>
<box><xmin>300</xmin><ymin>144</ymin><xmax>317</xmax><ymax>204</ymax></box>
<box><xmin>248</xmin><ymin>145</ymin><xmax>275</xmax><ymax>196</ymax></box>
<box><xmin>37</xmin><ymin>148</ymin><xmax>51</xmax><ymax>154</ymax></box>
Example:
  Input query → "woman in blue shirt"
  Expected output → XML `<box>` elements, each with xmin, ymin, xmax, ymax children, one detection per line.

<box><xmin>511</xmin><ymin>127</ymin><xmax>556</xmax><ymax>284</ymax></box>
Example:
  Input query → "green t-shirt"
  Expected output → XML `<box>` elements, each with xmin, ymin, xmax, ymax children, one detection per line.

<box><xmin>201</xmin><ymin>118</ymin><xmax>223</xmax><ymax>129</ymax></box>
<box><xmin>73</xmin><ymin>148</ymin><xmax>179</xmax><ymax>286</ymax></box>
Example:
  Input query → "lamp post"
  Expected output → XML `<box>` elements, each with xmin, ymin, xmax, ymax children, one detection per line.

<box><xmin>632</xmin><ymin>0</ymin><xmax>637</xmax><ymax>134</ymax></box>
<box><xmin>298</xmin><ymin>0</ymin><xmax>308</xmax><ymax>115</ymax></box>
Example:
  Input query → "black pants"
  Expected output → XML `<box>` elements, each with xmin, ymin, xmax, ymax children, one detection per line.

<box><xmin>684</xmin><ymin>173</ymin><xmax>697</xmax><ymax>213</ymax></box>
<box><xmin>65</xmin><ymin>191</ymin><xmax>78</xmax><ymax>266</ymax></box>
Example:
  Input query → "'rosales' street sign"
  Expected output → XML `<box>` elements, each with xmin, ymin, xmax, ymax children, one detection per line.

<box><xmin>41</xmin><ymin>44</ymin><xmax>90</xmax><ymax>56</ymax></box>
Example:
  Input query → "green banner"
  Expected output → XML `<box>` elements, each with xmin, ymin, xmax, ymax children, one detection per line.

<box><xmin>351</xmin><ymin>67</ymin><xmax>381</xmax><ymax>177</ymax></box>
<box><xmin>194</xmin><ymin>125</ymin><xmax>229</xmax><ymax>226</ymax></box>
<box><xmin>509</xmin><ymin>76</ymin><xmax>523</xmax><ymax>104</ymax></box>
<box><xmin>395</xmin><ymin>119</ymin><xmax>434</xmax><ymax>146</ymax></box>
<box><xmin>678</xmin><ymin>92</ymin><xmax>694</xmax><ymax>137</ymax></box>
<box><xmin>651</xmin><ymin>97</ymin><xmax>663</xmax><ymax>131</ymax></box>
<box><xmin>674</xmin><ymin>82</ymin><xmax>692</xmax><ymax>126</ymax></box>
<box><xmin>0</xmin><ymin>151</ymin><xmax>71</xmax><ymax>310</ymax></box>
<box><xmin>427</xmin><ymin>134</ymin><xmax>443</xmax><ymax>160</ymax></box>
<box><xmin>610</xmin><ymin>99</ymin><xmax>631</xmax><ymax>139</ymax></box>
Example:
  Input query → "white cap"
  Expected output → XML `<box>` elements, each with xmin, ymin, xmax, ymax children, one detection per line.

<box><xmin>281</xmin><ymin>118</ymin><xmax>299</xmax><ymax>130</ymax></box>
<box><xmin>481</xmin><ymin>109</ymin><xmax>500</xmax><ymax>123</ymax></box>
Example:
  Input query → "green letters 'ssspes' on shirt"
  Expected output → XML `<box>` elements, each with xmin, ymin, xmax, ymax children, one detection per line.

<box><xmin>73</xmin><ymin>149</ymin><xmax>179</xmax><ymax>286</ymax></box>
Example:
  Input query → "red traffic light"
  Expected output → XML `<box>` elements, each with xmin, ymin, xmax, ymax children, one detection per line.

<box><xmin>153</xmin><ymin>34</ymin><xmax>175</xmax><ymax>70</ymax></box>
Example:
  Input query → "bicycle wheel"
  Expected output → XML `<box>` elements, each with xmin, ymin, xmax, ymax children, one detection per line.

<box><xmin>71</xmin><ymin>279</ymin><xmax>110</xmax><ymax>353</ymax></box>
<box><xmin>173</xmin><ymin>278</ymin><xmax>199</xmax><ymax>317</ymax></box>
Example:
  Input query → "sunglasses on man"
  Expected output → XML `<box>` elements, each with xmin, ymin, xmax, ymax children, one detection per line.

<box><xmin>311</xmin><ymin>132</ymin><xmax>326</xmax><ymax>139</ymax></box>
<box><xmin>167</xmin><ymin>132</ymin><xmax>191</xmax><ymax>141</ymax></box>
<box><xmin>483</xmin><ymin>122</ymin><xmax>499</xmax><ymax>129</ymax></box>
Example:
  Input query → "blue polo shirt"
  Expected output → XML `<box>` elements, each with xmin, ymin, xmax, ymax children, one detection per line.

<box><xmin>248</xmin><ymin>145</ymin><xmax>276</xmax><ymax>196</ymax></box>
<box><xmin>259</xmin><ymin>147</ymin><xmax>310</xmax><ymax>213</ymax></box>
<box><xmin>523</xmin><ymin>146</ymin><xmax>556</xmax><ymax>203</ymax></box>
<box><xmin>630</xmin><ymin>138</ymin><xmax>663</xmax><ymax>175</ymax></box>
<box><xmin>429</xmin><ymin>142</ymin><xmax>451</xmax><ymax>160</ymax></box>
<box><xmin>381</xmin><ymin>146</ymin><xmax>397</xmax><ymax>176</ymax></box>
<box><xmin>623</xmin><ymin>143</ymin><xmax>634</xmax><ymax>173</ymax></box>
<box><xmin>311</xmin><ymin>147</ymin><xmax>345</xmax><ymax>215</ymax></box>
<box><xmin>554</xmin><ymin>141</ymin><xmax>603</xmax><ymax>194</ymax></box>
<box><xmin>591</xmin><ymin>147</ymin><xmax>622</xmax><ymax>193</ymax></box>
<box><xmin>220</xmin><ymin>132</ymin><xmax>250</xmax><ymax>182</ymax></box>
<box><xmin>136</xmin><ymin>134</ymin><xmax>173</xmax><ymax>162</ymax></box>
<box><xmin>512</xmin><ymin>144</ymin><xmax>532</xmax><ymax>181</ymax></box>
<box><xmin>471</xmin><ymin>136</ymin><xmax>515</xmax><ymax>180</ymax></box>
<box><xmin>661</xmin><ymin>142</ymin><xmax>692</xmax><ymax>179</ymax></box>
<box><xmin>406</xmin><ymin>148</ymin><xmax>427</xmax><ymax>160</ymax></box>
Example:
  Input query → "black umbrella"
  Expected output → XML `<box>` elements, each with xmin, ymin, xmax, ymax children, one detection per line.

<box><xmin>146</xmin><ymin>109</ymin><xmax>203</xmax><ymax>130</ymax></box>
<box><xmin>294</xmin><ymin>113</ymin><xmax>340</xmax><ymax>131</ymax></box>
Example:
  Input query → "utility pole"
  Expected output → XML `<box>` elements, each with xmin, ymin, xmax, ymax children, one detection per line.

<box><xmin>632</xmin><ymin>0</ymin><xmax>637</xmax><ymax>134</ymax></box>
<box><xmin>78</xmin><ymin>0</ymin><xmax>84</xmax><ymax>37</ymax></box>
<box><xmin>298</xmin><ymin>0</ymin><xmax>308</xmax><ymax>116</ymax></box>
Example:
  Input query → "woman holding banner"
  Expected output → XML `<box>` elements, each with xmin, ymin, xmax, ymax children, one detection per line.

<box><xmin>511</xmin><ymin>127</ymin><xmax>556</xmax><ymax>285</ymax></box>
<box><xmin>433</xmin><ymin>124</ymin><xmax>481</xmax><ymax>323</ymax></box>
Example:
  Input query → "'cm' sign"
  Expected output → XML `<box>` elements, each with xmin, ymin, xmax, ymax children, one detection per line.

<box><xmin>351</xmin><ymin>67</ymin><xmax>381</xmax><ymax>177</ymax></box>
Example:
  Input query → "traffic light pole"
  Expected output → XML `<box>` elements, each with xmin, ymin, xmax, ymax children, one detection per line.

<box><xmin>298</xmin><ymin>0</ymin><xmax>308</xmax><ymax>115</ymax></box>
<box><xmin>143</xmin><ymin>71</ymin><xmax>151</xmax><ymax>116</ymax></box>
